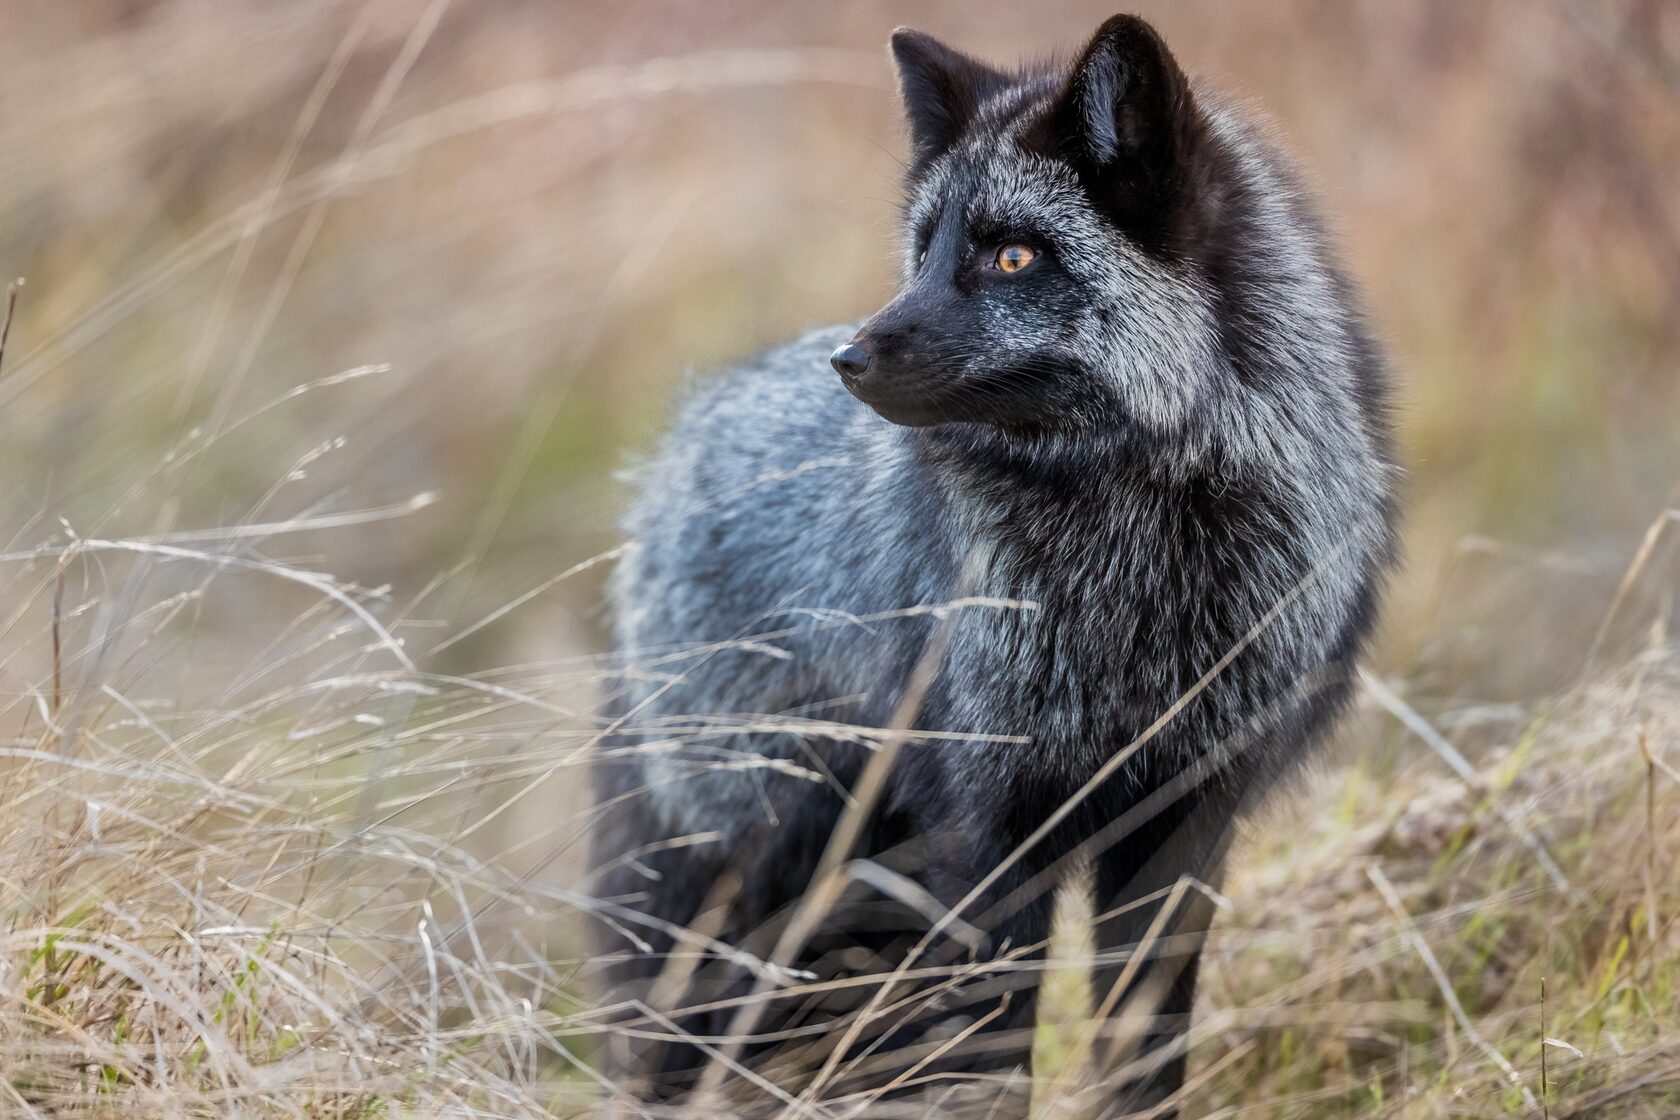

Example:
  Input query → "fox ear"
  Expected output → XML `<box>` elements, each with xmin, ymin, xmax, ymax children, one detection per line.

<box><xmin>1045</xmin><ymin>15</ymin><xmax>1201</xmax><ymax>236</ymax></box>
<box><xmin>890</xmin><ymin>29</ymin><xmax>1007</xmax><ymax>177</ymax></box>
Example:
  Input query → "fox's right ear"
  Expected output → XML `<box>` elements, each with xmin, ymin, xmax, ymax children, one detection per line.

<box><xmin>890</xmin><ymin>29</ymin><xmax>1007</xmax><ymax>178</ymax></box>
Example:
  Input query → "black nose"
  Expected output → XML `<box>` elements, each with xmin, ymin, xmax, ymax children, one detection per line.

<box><xmin>829</xmin><ymin>342</ymin><xmax>872</xmax><ymax>379</ymax></box>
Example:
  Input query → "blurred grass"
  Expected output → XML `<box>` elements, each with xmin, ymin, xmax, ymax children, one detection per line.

<box><xmin>0</xmin><ymin>0</ymin><xmax>1678</xmax><ymax>1116</ymax></box>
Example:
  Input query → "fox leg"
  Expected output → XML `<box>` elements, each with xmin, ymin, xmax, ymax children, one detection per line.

<box><xmin>1087</xmin><ymin>790</ymin><xmax>1236</xmax><ymax>1120</ymax></box>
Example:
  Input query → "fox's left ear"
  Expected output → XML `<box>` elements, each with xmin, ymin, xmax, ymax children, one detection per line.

<box><xmin>1042</xmin><ymin>15</ymin><xmax>1202</xmax><ymax>239</ymax></box>
<box><xmin>890</xmin><ymin>28</ymin><xmax>1008</xmax><ymax>179</ymax></box>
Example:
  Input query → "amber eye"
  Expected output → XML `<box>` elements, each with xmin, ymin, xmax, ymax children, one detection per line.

<box><xmin>995</xmin><ymin>243</ymin><xmax>1037</xmax><ymax>273</ymax></box>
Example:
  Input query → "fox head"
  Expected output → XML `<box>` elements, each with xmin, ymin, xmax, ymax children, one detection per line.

<box><xmin>832</xmin><ymin>15</ymin><xmax>1228</xmax><ymax>435</ymax></box>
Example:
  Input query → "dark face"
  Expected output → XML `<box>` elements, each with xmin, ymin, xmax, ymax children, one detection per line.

<box><xmin>831</xmin><ymin>17</ymin><xmax>1214</xmax><ymax>435</ymax></box>
<box><xmin>831</xmin><ymin>180</ymin><xmax>1087</xmax><ymax>429</ymax></box>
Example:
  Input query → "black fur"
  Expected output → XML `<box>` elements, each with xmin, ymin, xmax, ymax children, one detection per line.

<box><xmin>590</xmin><ymin>12</ymin><xmax>1396</xmax><ymax>1117</ymax></box>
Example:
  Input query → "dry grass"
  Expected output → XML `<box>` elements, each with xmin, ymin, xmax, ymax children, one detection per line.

<box><xmin>0</xmin><ymin>536</ymin><xmax>606</xmax><ymax>1116</ymax></box>
<box><xmin>3</xmin><ymin>502</ymin><xmax>1677</xmax><ymax>1116</ymax></box>
<box><xmin>1188</xmin><ymin>659</ymin><xmax>1680</xmax><ymax>1117</ymax></box>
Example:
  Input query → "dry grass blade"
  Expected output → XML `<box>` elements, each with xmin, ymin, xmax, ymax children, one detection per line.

<box><xmin>1368</xmin><ymin>864</ymin><xmax>1536</xmax><ymax>1108</ymax></box>
<box><xmin>0</xmin><ymin>278</ymin><xmax>19</xmax><ymax>379</ymax></box>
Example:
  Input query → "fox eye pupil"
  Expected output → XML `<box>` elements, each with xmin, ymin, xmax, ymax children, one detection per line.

<box><xmin>996</xmin><ymin>244</ymin><xmax>1036</xmax><ymax>273</ymax></box>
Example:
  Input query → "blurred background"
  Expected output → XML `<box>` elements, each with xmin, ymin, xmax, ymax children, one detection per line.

<box><xmin>3</xmin><ymin>0</ymin><xmax>1677</xmax><ymax>700</ymax></box>
<box><xmin>2</xmin><ymin>2</ymin><xmax>1678</xmax><ymax>1114</ymax></box>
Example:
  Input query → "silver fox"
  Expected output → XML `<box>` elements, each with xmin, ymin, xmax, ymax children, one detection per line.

<box><xmin>592</xmin><ymin>13</ymin><xmax>1396</xmax><ymax>1117</ymax></box>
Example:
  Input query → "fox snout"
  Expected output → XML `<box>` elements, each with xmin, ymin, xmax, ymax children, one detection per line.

<box><xmin>828</xmin><ymin>308</ymin><xmax>916</xmax><ymax>387</ymax></box>
<box><xmin>828</xmin><ymin>326</ymin><xmax>948</xmax><ymax>427</ymax></box>
<box><xmin>828</xmin><ymin>286</ymin><xmax>963</xmax><ymax>426</ymax></box>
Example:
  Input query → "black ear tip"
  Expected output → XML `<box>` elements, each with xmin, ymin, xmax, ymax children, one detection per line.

<box><xmin>888</xmin><ymin>27</ymin><xmax>933</xmax><ymax>59</ymax></box>
<box><xmin>1093</xmin><ymin>13</ymin><xmax>1162</xmax><ymax>40</ymax></box>
<box><xmin>1088</xmin><ymin>12</ymin><xmax>1169</xmax><ymax>52</ymax></box>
